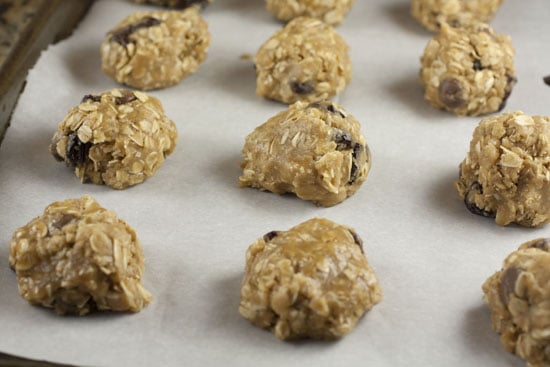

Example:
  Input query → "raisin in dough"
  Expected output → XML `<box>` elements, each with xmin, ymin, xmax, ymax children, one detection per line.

<box><xmin>411</xmin><ymin>0</ymin><xmax>503</xmax><ymax>32</ymax></box>
<box><xmin>455</xmin><ymin>112</ymin><xmax>550</xmax><ymax>227</ymax></box>
<box><xmin>420</xmin><ymin>22</ymin><xmax>515</xmax><ymax>116</ymax></box>
<box><xmin>239</xmin><ymin>217</ymin><xmax>382</xmax><ymax>340</ymax></box>
<box><xmin>254</xmin><ymin>17</ymin><xmax>351</xmax><ymax>104</ymax></box>
<box><xmin>133</xmin><ymin>0</ymin><xmax>211</xmax><ymax>9</ymax></box>
<box><xmin>50</xmin><ymin>89</ymin><xmax>177</xmax><ymax>189</ymax></box>
<box><xmin>239</xmin><ymin>101</ymin><xmax>370</xmax><ymax>207</ymax></box>
<box><xmin>482</xmin><ymin>238</ymin><xmax>550</xmax><ymax>366</ymax></box>
<box><xmin>101</xmin><ymin>8</ymin><xmax>210</xmax><ymax>90</ymax></box>
<box><xmin>266</xmin><ymin>0</ymin><xmax>355</xmax><ymax>25</ymax></box>
<box><xmin>9</xmin><ymin>196</ymin><xmax>152</xmax><ymax>315</ymax></box>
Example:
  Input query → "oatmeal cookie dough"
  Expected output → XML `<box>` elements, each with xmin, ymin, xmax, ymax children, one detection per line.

<box><xmin>482</xmin><ymin>238</ymin><xmax>550</xmax><ymax>366</ymax></box>
<box><xmin>266</xmin><ymin>0</ymin><xmax>355</xmax><ymax>25</ymax></box>
<box><xmin>455</xmin><ymin>112</ymin><xmax>550</xmax><ymax>227</ymax></box>
<box><xmin>101</xmin><ymin>8</ymin><xmax>210</xmax><ymax>90</ymax></box>
<box><xmin>239</xmin><ymin>217</ymin><xmax>382</xmax><ymax>340</ymax></box>
<box><xmin>133</xmin><ymin>0</ymin><xmax>211</xmax><ymax>9</ymax></box>
<box><xmin>254</xmin><ymin>17</ymin><xmax>351</xmax><ymax>104</ymax></box>
<box><xmin>9</xmin><ymin>196</ymin><xmax>152</xmax><ymax>315</ymax></box>
<box><xmin>239</xmin><ymin>101</ymin><xmax>370</xmax><ymax>207</ymax></box>
<box><xmin>420</xmin><ymin>22</ymin><xmax>516</xmax><ymax>116</ymax></box>
<box><xmin>50</xmin><ymin>89</ymin><xmax>177</xmax><ymax>190</ymax></box>
<box><xmin>411</xmin><ymin>0</ymin><xmax>503</xmax><ymax>32</ymax></box>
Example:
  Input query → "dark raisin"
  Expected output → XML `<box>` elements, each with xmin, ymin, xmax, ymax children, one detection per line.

<box><xmin>65</xmin><ymin>132</ymin><xmax>91</xmax><ymax>167</ymax></box>
<box><xmin>499</xmin><ymin>266</ymin><xmax>522</xmax><ymax>305</ymax></box>
<box><xmin>544</xmin><ymin>75</ymin><xmax>550</xmax><ymax>86</ymax></box>
<box><xmin>349</xmin><ymin>230</ymin><xmax>364</xmax><ymax>253</ymax></box>
<box><xmin>528</xmin><ymin>238</ymin><xmax>550</xmax><ymax>252</ymax></box>
<box><xmin>263</xmin><ymin>231</ymin><xmax>279</xmax><ymax>242</ymax></box>
<box><xmin>498</xmin><ymin>75</ymin><xmax>517</xmax><ymax>111</ymax></box>
<box><xmin>81</xmin><ymin>94</ymin><xmax>101</xmax><ymax>103</ymax></box>
<box><xmin>349</xmin><ymin>144</ymin><xmax>363</xmax><ymax>184</ymax></box>
<box><xmin>308</xmin><ymin>102</ymin><xmax>345</xmax><ymax>118</ymax></box>
<box><xmin>438</xmin><ymin>78</ymin><xmax>465</xmax><ymax>109</ymax></box>
<box><xmin>464</xmin><ymin>182</ymin><xmax>495</xmax><ymax>218</ymax></box>
<box><xmin>50</xmin><ymin>136</ymin><xmax>64</xmax><ymax>162</ymax></box>
<box><xmin>0</xmin><ymin>4</ymin><xmax>10</xmax><ymax>15</ymax></box>
<box><xmin>290</xmin><ymin>81</ymin><xmax>314</xmax><ymax>95</ymax></box>
<box><xmin>473</xmin><ymin>59</ymin><xmax>484</xmax><ymax>71</ymax></box>
<box><xmin>172</xmin><ymin>0</ymin><xmax>210</xmax><ymax>8</ymax></box>
<box><xmin>115</xmin><ymin>92</ymin><xmax>137</xmax><ymax>105</ymax></box>
<box><xmin>48</xmin><ymin>214</ymin><xmax>77</xmax><ymax>235</ymax></box>
<box><xmin>110</xmin><ymin>16</ymin><xmax>161</xmax><ymax>46</ymax></box>
<box><xmin>334</xmin><ymin>130</ymin><xmax>353</xmax><ymax>150</ymax></box>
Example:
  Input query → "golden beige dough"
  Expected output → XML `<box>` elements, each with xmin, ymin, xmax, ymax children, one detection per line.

<box><xmin>254</xmin><ymin>17</ymin><xmax>351</xmax><ymax>104</ymax></box>
<box><xmin>50</xmin><ymin>89</ymin><xmax>178</xmax><ymax>190</ymax></box>
<box><xmin>411</xmin><ymin>0</ymin><xmax>503</xmax><ymax>32</ymax></box>
<box><xmin>482</xmin><ymin>238</ymin><xmax>550</xmax><ymax>367</ymax></box>
<box><xmin>133</xmin><ymin>0</ymin><xmax>211</xmax><ymax>9</ymax></box>
<box><xmin>455</xmin><ymin>112</ymin><xmax>550</xmax><ymax>227</ymax></box>
<box><xmin>239</xmin><ymin>217</ymin><xmax>382</xmax><ymax>340</ymax></box>
<box><xmin>420</xmin><ymin>22</ymin><xmax>516</xmax><ymax>116</ymax></box>
<box><xmin>266</xmin><ymin>0</ymin><xmax>355</xmax><ymax>25</ymax></box>
<box><xmin>101</xmin><ymin>8</ymin><xmax>210</xmax><ymax>90</ymax></box>
<box><xmin>239</xmin><ymin>101</ymin><xmax>370</xmax><ymax>207</ymax></box>
<box><xmin>9</xmin><ymin>196</ymin><xmax>152</xmax><ymax>315</ymax></box>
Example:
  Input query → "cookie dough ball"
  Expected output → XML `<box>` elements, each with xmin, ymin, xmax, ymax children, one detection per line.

<box><xmin>411</xmin><ymin>0</ymin><xmax>503</xmax><ymax>32</ymax></box>
<box><xmin>455</xmin><ymin>112</ymin><xmax>550</xmax><ymax>227</ymax></box>
<box><xmin>239</xmin><ymin>101</ymin><xmax>370</xmax><ymax>207</ymax></box>
<box><xmin>101</xmin><ymin>8</ymin><xmax>210</xmax><ymax>90</ymax></box>
<box><xmin>420</xmin><ymin>22</ymin><xmax>516</xmax><ymax>116</ymax></box>
<box><xmin>50</xmin><ymin>89</ymin><xmax>178</xmax><ymax>189</ymax></box>
<box><xmin>266</xmin><ymin>0</ymin><xmax>355</xmax><ymax>25</ymax></box>
<box><xmin>254</xmin><ymin>17</ymin><xmax>351</xmax><ymax>104</ymax></box>
<box><xmin>482</xmin><ymin>238</ymin><xmax>550</xmax><ymax>366</ymax></box>
<box><xmin>239</xmin><ymin>217</ymin><xmax>382</xmax><ymax>340</ymax></box>
<box><xmin>9</xmin><ymin>196</ymin><xmax>152</xmax><ymax>315</ymax></box>
<box><xmin>133</xmin><ymin>0</ymin><xmax>211</xmax><ymax>9</ymax></box>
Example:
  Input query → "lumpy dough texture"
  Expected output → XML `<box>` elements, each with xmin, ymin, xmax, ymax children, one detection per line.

<box><xmin>9</xmin><ymin>196</ymin><xmax>152</xmax><ymax>315</ymax></box>
<box><xmin>239</xmin><ymin>101</ymin><xmax>370</xmax><ymax>207</ymax></box>
<box><xmin>455</xmin><ymin>112</ymin><xmax>550</xmax><ymax>227</ymax></box>
<box><xmin>133</xmin><ymin>0</ymin><xmax>211</xmax><ymax>8</ymax></box>
<box><xmin>420</xmin><ymin>22</ymin><xmax>516</xmax><ymax>116</ymax></box>
<box><xmin>411</xmin><ymin>0</ymin><xmax>503</xmax><ymax>32</ymax></box>
<box><xmin>50</xmin><ymin>89</ymin><xmax>178</xmax><ymax>189</ymax></box>
<box><xmin>266</xmin><ymin>0</ymin><xmax>355</xmax><ymax>25</ymax></box>
<box><xmin>254</xmin><ymin>17</ymin><xmax>351</xmax><ymax>104</ymax></box>
<box><xmin>239</xmin><ymin>217</ymin><xmax>382</xmax><ymax>340</ymax></box>
<box><xmin>101</xmin><ymin>8</ymin><xmax>210</xmax><ymax>90</ymax></box>
<box><xmin>482</xmin><ymin>238</ymin><xmax>550</xmax><ymax>366</ymax></box>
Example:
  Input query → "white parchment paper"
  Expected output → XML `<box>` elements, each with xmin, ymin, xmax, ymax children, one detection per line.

<box><xmin>1</xmin><ymin>0</ymin><xmax>549</xmax><ymax>365</ymax></box>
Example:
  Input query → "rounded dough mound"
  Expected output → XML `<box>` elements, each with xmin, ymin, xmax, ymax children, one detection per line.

<box><xmin>482</xmin><ymin>238</ymin><xmax>550</xmax><ymax>366</ymax></box>
<box><xmin>239</xmin><ymin>101</ymin><xmax>370</xmax><ymax>207</ymax></box>
<box><xmin>239</xmin><ymin>217</ymin><xmax>382</xmax><ymax>340</ymax></box>
<box><xmin>254</xmin><ymin>17</ymin><xmax>351</xmax><ymax>104</ymax></box>
<box><xmin>266</xmin><ymin>0</ymin><xmax>355</xmax><ymax>25</ymax></box>
<box><xmin>50</xmin><ymin>89</ymin><xmax>178</xmax><ymax>189</ymax></box>
<box><xmin>411</xmin><ymin>0</ymin><xmax>503</xmax><ymax>32</ymax></box>
<box><xmin>455</xmin><ymin>112</ymin><xmax>550</xmax><ymax>227</ymax></box>
<box><xmin>101</xmin><ymin>8</ymin><xmax>210</xmax><ymax>90</ymax></box>
<box><xmin>420</xmin><ymin>22</ymin><xmax>516</xmax><ymax>116</ymax></box>
<box><xmin>9</xmin><ymin>196</ymin><xmax>152</xmax><ymax>315</ymax></box>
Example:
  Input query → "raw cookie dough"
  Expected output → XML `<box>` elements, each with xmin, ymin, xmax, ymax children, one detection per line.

<box><xmin>420</xmin><ymin>22</ymin><xmax>516</xmax><ymax>116</ymax></box>
<box><xmin>254</xmin><ymin>17</ymin><xmax>351</xmax><ymax>104</ymax></box>
<box><xmin>455</xmin><ymin>112</ymin><xmax>550</xmax><ymax>227</ymax></box>
<box><xmin>239</xmin><ymin>217</ymin><xmax>382</xmax><ymax>340</ymax></box>
<box><xmin>266</xmin><ymin>0</ymin><xmax>355</xmax><ymax>25</ymax></box>
<box><xmin>133</xmin><ymin>0</ymin><xmax>211</xmax><ymax>9</ymax></box>
<box><xmin>239</xmin><ymin>101</ymin><xmax>370</xmax><ymax>207</ymax></box>
<box><xmin>411</xmin><ymin>0</ymin><xmax>503</xmax><ymax>32</ymax></box>
<box><xmin>50</xmin><ymin>89</ymin><xmax>178</xmax><ymax>189</ymax></box>
<box><xmin>482</xmin><ymin>238</ymin><xmax>550</xmax><ymax>367</ymax></box>
<box><xmin>101</xmin><ymin>8</ymin><xmax>210</xmax><ymax>90</ymax></box>
<box><xmin>9</xmin><ymin>196</ymin><xmax>152</xmax><ymax>315</ymax></box>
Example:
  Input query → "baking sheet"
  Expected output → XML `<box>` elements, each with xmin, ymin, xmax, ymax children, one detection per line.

<box><xmin>0</xmin><ymin>0</ymin><xmax>549</xmax><ymax>366</ymax></box>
